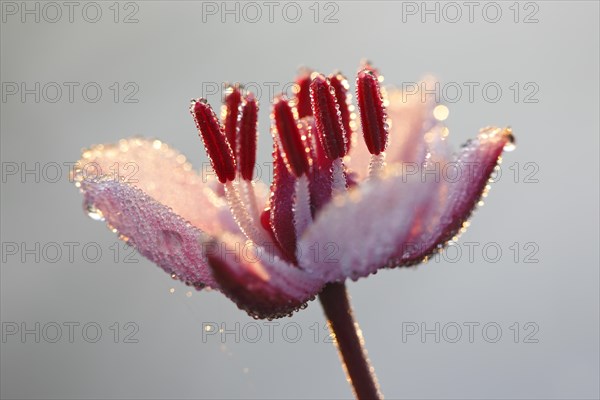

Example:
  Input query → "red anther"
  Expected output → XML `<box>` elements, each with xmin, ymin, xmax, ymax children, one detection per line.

<box><xmin>295</xmin><ymin>70</ymin><xmax>313</xmax><ymax>118</ymax></box>
<box><xmin>272</xmin><ymin>98</ymin><xmax>311</xmax><ymax>177</ymax></box>
<box><xmin>190</xmin><ymin>99</ymin><xmax>236</xmax><ymax>183</ymax></box>
<box><xmin>310</xmin><ymin>75</ymin><xmax>347</xmax><ymax>160</ymax></box>
<box><xmin>237</xmin><ymin>94</ymin><xmax>258</xmax><ymax>180</ymax></box>
<box><xmin>260</xmin><ymin>208</ymin><xmax>272</xmax><ymax>234</ymax></box>
<box><xmin>222</xmin><ymin>86</ymin><xmax>242</xmax><ymax>157</ymax></box>
<box><xmin>328</xmin><ymin>72</ymin><xmax>353</xmax><ymax>152</ymax></box>
<box><xmin>356</xmin><ymin>70</ymin><xmax>388</xmax><ymax>155</ymax></box>
<box><xmin>269</xmin><ymin>146</ymin><xmax>298</xmax><ymax>263</ymax></box>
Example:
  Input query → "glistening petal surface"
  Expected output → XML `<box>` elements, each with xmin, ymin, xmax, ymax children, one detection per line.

<box><xmin>400</xmin><ymin>126</ymin><xmax>514</xmax><ymax>265</ymax></box>
<box><xmin>297</xmin><ymin>170</ymin><xmax>432</xmax><ymax>282</ymax></box>
<box><xmin>207</xmin><ymin>233</ymin><xmax>324</xmax><ymax>319</ymax></box>
<box><xmin>385</xmin><ymin>82</ymin><xmax>438</xmax><ymax>165</ymax></box>
<box><xmin>298</xmin><ymin>126</ymin><xmax>513</xmax><ymax>281</ymax></box>
<box><xmin>80</xmin><ymin>178</ymin><xmax>218</xmax><ymax>289</ymax></box>
<box><xmin>73</xmin><ymin>137</ymin><xmax>238</xmax><ymax>235</ymax></box>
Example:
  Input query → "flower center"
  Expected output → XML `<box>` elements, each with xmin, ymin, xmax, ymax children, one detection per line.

<box><xmin>190</xmin><ymin>65</ymin><xmax>391</xmax><ymax>257</ymax></box>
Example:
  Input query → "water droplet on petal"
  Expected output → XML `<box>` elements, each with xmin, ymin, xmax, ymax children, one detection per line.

<box><xmin>502</xmin><ymin>127</ymin><xmax>516</xmax><ymax>152</ymax></box>
<box><xmin>158</xmin><ymin>230</ymin><xmax>183</xmax><ymax>254</ymax></box>
<box><xmin>433</xmin><ymin>105</ymin><xmax>449</xmax><ymax>121</ymax></box>
<box><xmin>86</xmin><ymin>204</ymin><xmax>104</xmax><ymax>221</ymax></box>
<box><xmin>503</xmin><ymin>141</ymin><xmax>516</xmax><ymax>152</ymax></box>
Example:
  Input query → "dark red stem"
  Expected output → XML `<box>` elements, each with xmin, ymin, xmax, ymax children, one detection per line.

<box><xmin>319</xmin><ymin>282</ymin><xmax>382</xmax><ymax>400</ymax></box>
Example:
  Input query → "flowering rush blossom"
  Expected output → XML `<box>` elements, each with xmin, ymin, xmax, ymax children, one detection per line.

<box><xmin>73</xmin><ymin>63</ymin><xmax>514</xmax><ymax>399</ymax></box>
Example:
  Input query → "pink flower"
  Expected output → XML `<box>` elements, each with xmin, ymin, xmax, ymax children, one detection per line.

<box><xmin>73</xmin><ymin>66</ymin><xmax>514</xmax><ymax>320</ymax></box>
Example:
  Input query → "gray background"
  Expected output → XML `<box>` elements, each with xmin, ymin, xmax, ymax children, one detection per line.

<box><xmin>1</xmin><ymin>1</ymin><xmax>599</xmax><ymax>399</ymax></box>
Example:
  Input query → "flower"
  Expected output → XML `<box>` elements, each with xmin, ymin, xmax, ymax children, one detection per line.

<box><xmin>73</xmin><ymin>65</ymin><xmax>514</xmax><ymax>320</ymax></box>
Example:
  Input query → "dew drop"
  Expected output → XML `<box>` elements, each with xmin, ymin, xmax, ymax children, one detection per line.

<box><xmin>503</xmin><ymin>141</ymin><xmax>516</xmax><ymax>152</ymax></box>
<box><xmin>86</xmin><ymin>204</ymin><xmax>104</xmax><ymax>221</ymax></box>
<box><xmin>503</xmin><ymin>128</ymin><xmax>516</xmax><ymax>152</ymax></box>
<box><xmin>157</xmin><ymin>230</ymin><xmax>183</xmax><ymax>254</ymax></box>
<box><xmin>433</xmin><ymin>105</ymin><xmax>449</xmax><ymax>121</ymax></box>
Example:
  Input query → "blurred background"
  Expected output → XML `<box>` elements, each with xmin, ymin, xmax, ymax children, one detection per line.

<box><xmin>1</xmin><ymin>1</ymin><xmax>599</xmax><ymax>399</ymax></box>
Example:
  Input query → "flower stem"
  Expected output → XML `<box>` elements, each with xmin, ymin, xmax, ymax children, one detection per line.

<box><xmin>318</xmin><ymin>282</ymin><xmax>382</xmax><ymax>400</ymax></box>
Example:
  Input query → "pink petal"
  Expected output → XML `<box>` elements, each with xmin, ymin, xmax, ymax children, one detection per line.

<box><xmin>400</xmin><ymin>126</ymin><xmax>514</xmax><ymax>265</ymax></box>
<box><xmin>298</xmin><ymin>126</ymin><xmax>513</xmax><ymax>282</ymax></box>
<box><xmin>80</xmin><ymin>178</ymin><xmax>218</xmax><ymax>289</ymax></box>
<box><xmin>384</xmin><ymin>81</ymin><xmax>438</xmax><ymax>165</ymax></box>
<box><xmin>297</xmin><ymin>169</ymin><xmax>434</xmax><ymax>282</ymax></box>
<box><xmin>73</xmin><ymin>137</ymin><xmax>238</xmax><ymax>235</ymax></box>
<box><xmin>345</xmin><ymin>80</ymin><xmax>438</xmax><ymax>179</ymax></box>
<box><xmin>206</xmin><ymin>233</ymin><xmax>324</xmax><ymax>319</ymax></box>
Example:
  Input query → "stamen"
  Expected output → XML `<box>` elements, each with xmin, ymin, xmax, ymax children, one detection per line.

<box><xmin>331</xmin><ymin>158</ymin><xmax>347</xmax><ymax>195</ymax></box>
<box><xmin>359</xmin><ymin>59</ymin><xmax>380</xmax><ymax>77</ymax></box>
<box><xmin>356</xmin><ymin>70</ymin><xmax>389</xmax><ymax>155</ymax></box>
<box><xmin>260</xmin><ymin>208</ymin><xmax>273</xmax><ymax>235</ymax></box>
<box><xmin>368</xmin><ymin>153</ymin><xmax>386</xmax><ymax>179</ymax></box>
<box><xmin>310</xmin><ymin>74</ymin><xmax>347</xmax><ymax>160</ymax></box>
<box><xmin>222</xmin><ymin>85</ymin><xmax>242</xmax><ymax>157</ymax></box>
<box><xmin>327</xmin><ymin>72</ymin><xmax>353</xmax><ymax>152</ymax></box>
<box><xmin>238</xmin><ymin>178</ymin><xmax>261</xmax><ymax>228</ymax></box>
<box><xmin>269</xmin><ymin>144</ymin><xmax>299</xmax><ymax>262</ymax></box>
<box><xmin>304</xmin><ymin>116</ymin><xmax>345</xmax><ymax>210</ymax></box>
<box><xmin>294</xmin><ymin>68</ymin><xmax>313</xmax><ymax>118</ymax></box>
<box><xmin>190</xmin><ymin>99</ymin><xmax>236</xmax><ymax>183</ymax></box>
<box><xmin>223</xmin><ymin>181</ymin><xmax>278</xmax><ymax>256</ymax></box>
<box><xmin>293</xmin><ymin>175</ymin><xmax>312</xmax><ymax>239</ymax></box>
<box><xmin>237</xmin><ymin>94</ymin><xmax>258</xmax><ymax>181</ymax></box>
<box><xmin>272</xmin><ymin>97</ymin><xmax>311</xmax><ymax>177</ymax></box>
